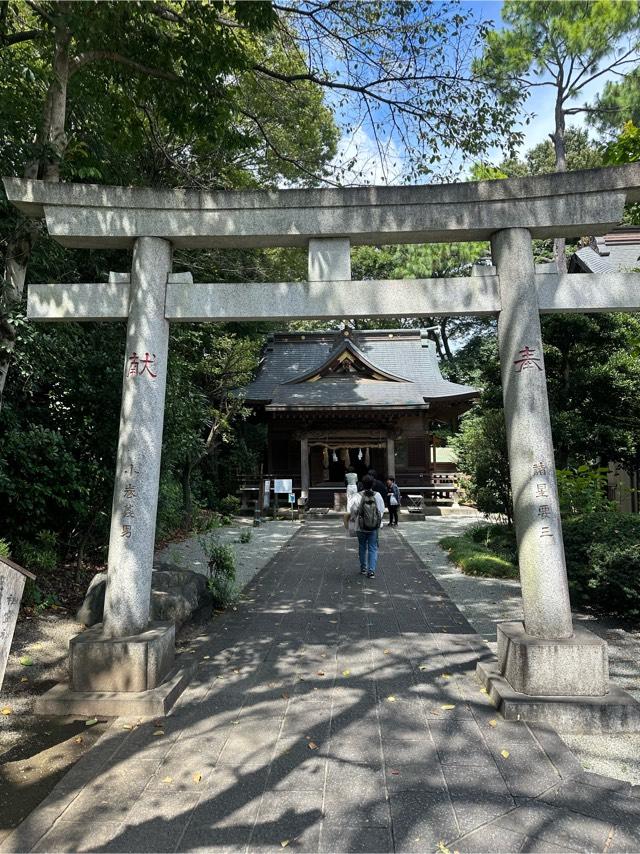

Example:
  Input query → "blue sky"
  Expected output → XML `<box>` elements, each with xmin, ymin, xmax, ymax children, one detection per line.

<box><xmin>470</xmin><ymin>0</ymin><xmax>622</xmax><ymax>153</ymax></box>
<box><xmin>332</xmin><ymin>0</ymin><xmax>630</xmax><ymax>185</ymax></box>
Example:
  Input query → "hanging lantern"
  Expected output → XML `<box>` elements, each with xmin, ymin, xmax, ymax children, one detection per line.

<box><xmin>332</xmin><ymin>449</ymin><xmax>338</xmax><ymax>462</ymax></box>
<box><xmin>358</xmin><ymin>448</ymin><xmax>363</xmax><ymax>461</ymax></box>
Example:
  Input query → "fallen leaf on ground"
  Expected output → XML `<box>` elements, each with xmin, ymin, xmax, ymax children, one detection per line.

<box><xmin>1</xmin><ymin>707</ymin><xmax>12</xmax><ymax>716</ymax></box>
<box><xmin>162</xmin><ymin>776</ymin><xmax>173</xmax><ymax>784</ymax></box>
<box><xmin>281</xmin><ymin>692</ymin><xmax>289</xmax><ymax>700</ymax></box>
<box><xmin>386</xmin><ymin>695</ymin><xmax>396</xmax><ymax>702</ymax></box>
<box><xmin>122</xmin><ymin>724</ymin><xmax>134</xmax><ymax>730</ymax></box>
<box><xmin>437</xmin><ymin>842</ymin><xmax>450</xmax><ymax>854</ymax></box>
<box><xmin>202</xmin><ymin>655</ymin><xmax>210</xmax><ymax>660</ymax></box>
<box><xmin>441</xmin><ymin>704</ymin><xmax>456</xmax><ymax>710</ymax></box>
<box><xmin>19</xmin><ymin>656</ymin><xmax>33</xmax><ymax>666</ymax></box>
<box><xmin>501</xmin><ymin>749</ymin><xmax>510</xmax><ymax>759</ymax></box>
<box><xmin>280</xmin><ymin>841</ymin><xmax>289</xmax><ymax>849</ymax></box>
<box><xmin>193</xmin><ymin>772</ymin><xmax>202</xmax><ymax>783</ymax></box>
<box><xmin>153</xmin><ymin>729</ymin><xmax>165</xmax><ymax>737</ymax></box>
<box><xmin>418</xmin><ymin>665</ymin><xmax>428</xmax><ymax>671</ymax></box>
<box><xmin>489</xmin><ymin>720</ymin><xmax>497</xmax><ymax>728</ymax></box>
<box><xmin>20</xmin><ymin>677</ymin><xmax>29</xmax><ymax>683</ymax></box>
<box><xmin>74</xmin><ymin>736</ymin><xmax>83</xmax><ymax>744</ymax></box>
<box><xmin>307</xmin><ymin>741</ymin><xmax>319</xmax><ymax>750</ymax></box>
<box><xmin>342</xmin><ymin>670</ymin><xmax>351</xmax><ymax>677</ymax></box>
<box><xmin>317</xmin><ymin>671</ymin><xmax>325</xmax><ymax>676</ymax></box>
<box><xmin>441</xmin><ymin>673</ymin><xmax>451</xmax><ymax>680</ymax></box>
<box><xmin>85</xmin><ymin>718</ymin><xmax>98</xmax><ymax>727</ymax></box>
<box><xmin>383</xmin><ymin>649</ymin><xmax>391</xmax><ymax>655</ymax></box>
<box><xmin>479</xmin><ymin>687</ymin><xmax>488</xmax><ymax>694</ymax></box>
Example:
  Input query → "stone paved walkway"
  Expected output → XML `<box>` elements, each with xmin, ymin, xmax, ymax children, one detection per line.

<box><xmin>4</xmin><ymin>523</ymin><xmax>640</xmax><ymax>853</ymax></box>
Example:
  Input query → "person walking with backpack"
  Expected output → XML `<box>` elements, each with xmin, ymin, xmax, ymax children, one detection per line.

<box><xmin>349</xmin><ymin>474</ymin><xmax>385</xmax><ymax>578</ymax></box>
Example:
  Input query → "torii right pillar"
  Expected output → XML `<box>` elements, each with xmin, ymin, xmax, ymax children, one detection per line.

<box><xmin>478</xmin><ymin>228</ymin><xmax>636</xmax><ymax>730</ymax></box>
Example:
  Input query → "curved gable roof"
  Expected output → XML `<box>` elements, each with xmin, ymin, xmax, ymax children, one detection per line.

<box><xmin>242</xmin><ymin>329</ymin><xmax>477</xmax><ymax>409</ymax></box>
<box><xmin>284</xmin><ymin>338</ymin><xmax>412</xmax><ymax>384</ymax></box>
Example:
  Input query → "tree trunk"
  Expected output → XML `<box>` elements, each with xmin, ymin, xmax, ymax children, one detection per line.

<box><xmin>439</xmin><ymin>318</ymin><xmax>454</xmax><ymax>361</ymax></box>
<box><xmin>550</xmin><ymin>88</ymin><xmax>567</xmax><ymax>273</ymax></box>
<box><xmin>0</xmin><ymin>5</ymin><xmax>71</xmax><ymax>408</ymax></box>
<box><xmin>429</xmin><ymin>330</ymin><xmax>444</xmax><ymax>361</ymax></box>
<box><xmin>0</xmin><ymin>232</ymin><xmax>32</xmax><ymax>407</ymax></box>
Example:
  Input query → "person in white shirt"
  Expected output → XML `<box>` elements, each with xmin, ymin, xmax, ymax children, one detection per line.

<box><xmin>345</xmin><ymin>466</ymin><xmax>359</xmax><ymax>511</ymax></box>
<box><xmin>349</xmin><ymin>474</ymin><xmax>385</xmax><ymax>578</ymax></box>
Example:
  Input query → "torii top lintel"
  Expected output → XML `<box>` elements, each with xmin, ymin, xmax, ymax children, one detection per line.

<box><xmin>4</xmin><ymin>164</ymin><xmax>640</xmax><ymax>250</ymax></box>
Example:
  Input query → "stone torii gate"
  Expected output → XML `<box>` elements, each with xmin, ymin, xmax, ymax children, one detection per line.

<box><xmin>5</xmin><ymin>166</ymin><xmax>640</xmax><ymax>726</ymax></box>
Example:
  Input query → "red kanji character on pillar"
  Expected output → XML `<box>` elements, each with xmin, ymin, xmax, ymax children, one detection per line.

<box><xmin>127</xmin><ymin>353</ymin><xmax>139</xmax><ymax>376</ymax></box>
<box><xmin>139</xmin><ymin>352</ymin><xmax>158</xmax><ymax>378</ymax></box>
<box><xmin>513</xmin><ymin>346</ymin><xmax>542</xmax><ymax>373</ymax></box>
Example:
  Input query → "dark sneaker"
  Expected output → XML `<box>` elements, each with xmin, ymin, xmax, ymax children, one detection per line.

<box><xmin>360</xmin><ymin>566</ymin><xmax>367</xmax><ymax>575</ymax></box>
<box><xmin>367</xmin><ymin>570</ymin><xmax>376</xmax><ymax>578</ymax></box>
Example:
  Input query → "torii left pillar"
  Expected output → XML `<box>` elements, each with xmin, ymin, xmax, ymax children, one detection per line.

<box><xmin>68</xmin><ymin>238</ymin><xmax>177</xmax><ymax>702</ymax></box>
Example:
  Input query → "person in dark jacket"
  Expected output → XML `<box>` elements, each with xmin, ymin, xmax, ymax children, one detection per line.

<box><xmin>367</xmin><ymin>469</ymin><xmax>387</xmax><ymax>499</ymax></box>
<box><xmin>386</xmin><ymin>477</ymin><xmax>401</xmax><ymax>526</ymax></box>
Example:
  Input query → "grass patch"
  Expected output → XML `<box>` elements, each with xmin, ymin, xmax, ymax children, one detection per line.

<box><xmin>440</xmin><ymin>523</ymin><xmax>519</xmax><ymax>580</ymax></box>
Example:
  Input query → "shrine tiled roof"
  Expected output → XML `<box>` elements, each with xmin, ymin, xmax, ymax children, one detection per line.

<box><xmin>241</xmin><ymin>329</ymin><xmax>478</xmax><ymax>409</ymax></box>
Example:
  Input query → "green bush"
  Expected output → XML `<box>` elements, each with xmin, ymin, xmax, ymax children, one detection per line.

<box><xmin>451</xmin><ymin>410</ymin><xmax>513</xmax><ymax>523</ymax></box>
<box><xmin>218</xmin><ymin>494</ymin><xmax>241</xmax><ymax>516</ymax></box>
<box><xmin>443</xmin><ymin>514</ymin><xmax>640</xmax><ymax>617</ymax></box>
<box><xmin>440</xmin><ymin>532</ymin><xmax>518</xmax><ymax>580</ymax></box>
<box><xmin>200</xmin><ymin>535</ymin><xmax>238</xmax><ymax>609</ymax></box>
<box><xmin>16</xmin><ymin>530</ymin><xmax>59</xmax><ymax>574</ymax></box>
<box><xmin>238</xmin><ymin>529</ymin><xmax>252</xmax><ymax>544</ymax></box>
<box><xmin>0</xmin><ymin>539</ymin><xmax>10</xmax><ymax>559</ymax></box>
<box><xmin>468</xmin><ymin>523</ymin><xmax>518</xmax><ymax>563</ymax></box>
<box><xmin>155</xmin><ymin>477</ymin><xmax>184</xmax><ymax>542</ymax></box>
<box><xmin>588</xmin><ymin>543</ymin><xmax>640</xmax><ymax>617</ymax></box>
<box><xmin>556</xmin><ymin>466</ymin><xmax>614</xmax><ymax>515</ymax></box>
<box><xmin>563</xmin><ymin>512</ymin><xmax>640</xmax><ymax>613</ymax></box>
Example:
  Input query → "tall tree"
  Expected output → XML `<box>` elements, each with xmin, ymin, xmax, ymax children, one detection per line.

<box><xmin>588</xmin><ymin>67</ymin><xmax>640</xmax><ymax>138</ymax></box>
<box><xmin>1</xmin><ymin>0</ymin><xmax>522</xmax><ymax>407</ymax></box>
<box><xmin>475</xmin><ymin>0</ymin><xmax>640</xmax><ymax>270</ymax></box>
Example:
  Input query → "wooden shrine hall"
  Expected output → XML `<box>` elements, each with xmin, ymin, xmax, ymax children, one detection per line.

<box><xmin>242</xmin><ymin>327</ymin><xmax>478</xmax><ymax>507</ymax></box>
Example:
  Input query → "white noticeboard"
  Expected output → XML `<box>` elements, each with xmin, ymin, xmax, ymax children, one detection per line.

<box><xmin>0</xmin><ymin>557</ymin><xmax>36</xmax><ymax>692</ymax></box>
<box><xmin>274</xmin><ymin>479</ymin><xmax>292</xmax><ymax>494</ymax></box>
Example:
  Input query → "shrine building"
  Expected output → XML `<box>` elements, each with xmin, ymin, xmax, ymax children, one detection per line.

<box><xmin>242</xmin><ymin>327</ymin><xmax>478</xmax><ymax>506</ymax></box>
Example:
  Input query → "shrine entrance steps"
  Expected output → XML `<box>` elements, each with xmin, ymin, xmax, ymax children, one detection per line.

<box><xmin>5</xmin><ymin>523</ymin><xmax>640</xmax><ymax>853</ymax></box>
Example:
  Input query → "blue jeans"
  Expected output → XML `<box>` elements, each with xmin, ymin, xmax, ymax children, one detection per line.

<box><xmin>357</xmin><ymin>530</ymin><xmax>379</xmax><ymax>573</ymax></box>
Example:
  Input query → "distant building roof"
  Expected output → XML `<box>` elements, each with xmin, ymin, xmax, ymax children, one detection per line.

<box><xmin>242</xmin><ymin>329</ymin><xmax>478</xmax><ymax>411</ymax></box>
<box><xmin>569</xmin><ymin>228</ymin><xmax>640</xmax><ymax>273</ymax></box>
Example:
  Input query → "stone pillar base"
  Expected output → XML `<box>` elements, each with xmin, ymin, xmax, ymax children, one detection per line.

<box><xmin>497</xmin><ymin>621</ymin><xmax>608</xmax><ymax>697</ymax></box>
<box><xmin>70</xmin><ymin>622</ymin><xmax>175</xmax><ymax>693</ymax></box>
<box><xmin>477</xmin><ymin>661</ymin><xmax>640</xmax><ymax>733</ymax></box>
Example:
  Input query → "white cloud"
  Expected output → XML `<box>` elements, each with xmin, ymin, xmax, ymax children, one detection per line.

<box><xmin>331</xmin><ymin>127</ymin><xmax>404</xmax><ymax>186</ymax></box>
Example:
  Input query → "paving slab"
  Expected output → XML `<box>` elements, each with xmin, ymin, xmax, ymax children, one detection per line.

<box><xmin>4</xmin><ymin>522</ymin><xmax>640</xmax><ymax>853</ymax></box>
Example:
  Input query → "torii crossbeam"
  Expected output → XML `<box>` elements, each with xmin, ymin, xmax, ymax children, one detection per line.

<box><xmin>5</xmin><ymin>165</ymin><xmax>640</xmax><ymax>726</ymax></box>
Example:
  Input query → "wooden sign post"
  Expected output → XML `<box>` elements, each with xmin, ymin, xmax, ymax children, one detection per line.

<box><xmin>0</xmin><ymin>557</ymin><xmax>36</xmax><ymax>692</ymax></box>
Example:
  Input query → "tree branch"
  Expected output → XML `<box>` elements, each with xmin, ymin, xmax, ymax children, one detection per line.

<box><xmin>568</xmin><ymin>48</ymin><xmax>639</xmax><ymax>97</ymax></box>
<box><xmin>1</xmin><ymin>27</ymin><xmax>43</xmax><ymax>46</ymax></box>
<box><xmin>71</xmin><ymin>50</ymin><xmax>179</xmax><ymax>81</ymax></box>
<box><xmin>24</xmin><ymin>0</ymin><xmax>55</xmax><ymax>25</ymax></box>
